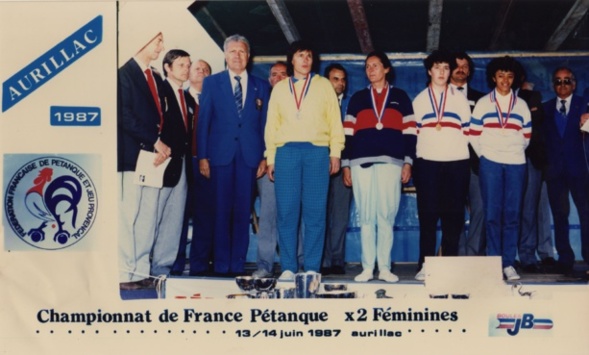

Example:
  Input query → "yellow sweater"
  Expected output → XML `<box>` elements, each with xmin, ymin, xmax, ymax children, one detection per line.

<box><xmin>265</xmin><ymin>74</ymin><xmax>345</xmax><ymax>165</ymax></box>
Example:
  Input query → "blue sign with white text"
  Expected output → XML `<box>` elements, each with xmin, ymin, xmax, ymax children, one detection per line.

<box><xmin>50</xmin><ymin>106</ymin><xmax>101</xmax><ymax>126</ymax></box>
<box><xmin>2</xmin><ymin>16</ymin><xmax>103</xmax><ymax>112</ymax></box>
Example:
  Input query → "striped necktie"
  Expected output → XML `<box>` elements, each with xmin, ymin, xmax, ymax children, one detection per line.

<box><xmin>559</xmin><ymin>99</ymin><xmax>567</xmax><ymax>116</ymax></box>
<box><xmin>234</xmin><ymin>75</ymin><xmax>243</xmax><ymax>114</ymax></box>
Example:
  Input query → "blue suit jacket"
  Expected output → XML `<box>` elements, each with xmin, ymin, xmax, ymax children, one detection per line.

<box><xmin>543</xmin><ymin>94</ymin><xmax>589</xmax><ymax>180</ymax></box>
<box><xmin>117</xmin><ymin>59</ymin><xmax>163</xmax><ymax>172</ymax></box>
<box><xmin>197</xmin><ymin>71</ymin><xmax>270</xmax><ymax>168</ymax></box>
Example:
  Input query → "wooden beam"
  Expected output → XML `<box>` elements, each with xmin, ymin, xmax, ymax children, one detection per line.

<box><xmin>544</xmin><ymin>0</ymin><xmax>589</xmax><ymax>51</ymax></box>
<box><xmin>426</xmin><ymin>0</ymin><xmax>444</xmax><ymax>52</ymax></box>
<box><xmin>346</xmin><ymin>0</ymin><xmax>373</xmax><ymax>54</ymax></box>
<box><xmin>266</xmin><ymin>0</ymin><xmax>300</xmax><ymax>44</ymax></box>
<box><xmin>488</xmin><ymin>0</ymin><xmax>515</xmax><ymax>50</ymax></box>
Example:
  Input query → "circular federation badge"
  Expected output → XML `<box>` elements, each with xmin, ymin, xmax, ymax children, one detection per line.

<box><xmin>4</xmin><ymin>156</ymin><xmax>98</xmax><ymax>250</ymax></box>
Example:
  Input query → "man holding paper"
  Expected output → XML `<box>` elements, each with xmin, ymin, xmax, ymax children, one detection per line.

<box><xmin>117</xmin><ymin>32</ymin><xmax>170</xmax><ymax>290</ymax></box>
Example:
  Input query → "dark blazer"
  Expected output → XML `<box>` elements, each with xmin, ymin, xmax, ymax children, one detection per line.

<box><xmin>185</xmin><ymin>89</ymin><xmax>200</xmax><ymax>158</ymax></box>
<box><xmin>117</xmin><ymin>59</ymin><xmax>163</xmax><ymax>172</ymax></box>
<box><xmin>465</xmin><ymin>86</ymin><xmax>485</xmax><ymax>174</ymax></box>
<box><xmin>159</xmin><ymin>79</ymin><xmax>193</xmax><ymax>187</ymax></box>
<box><xmin>518</xmin><ymin>89</ymin><xmax>547</xmax><ymax>171</ymax></box>
<box><xmin>543</xmin><ymin>94</ymin><xmax>589</xmax><ymax>180</ymax></box>
<box><xmin>197</xmin><ymin>71</ymin><xmax>271</xmax><ymax>168</ymax></box>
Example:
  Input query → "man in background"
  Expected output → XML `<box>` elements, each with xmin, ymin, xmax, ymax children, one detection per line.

<box><xmin>321</xmin><ymin>63</ymin><xmax>352</xmax><ymax>275</ymax></box>
<box><xmin>253</xmin><ymin>61</ymin><xmax>288</xmax><ymax>278</ymax></box>
<box><xmin>450</xmin><ymin>52</ymin><xmax>485</xmax><ymax>257</ymax></box>
<box><xmin>171</xmin><ymin>59</ymin><xmax>213</xmax><ymax>276</ymax></box>
<box><xmin>543</xmin><ymin>67</ymin><xmax>589</xmax><ymax>275</ymax></box>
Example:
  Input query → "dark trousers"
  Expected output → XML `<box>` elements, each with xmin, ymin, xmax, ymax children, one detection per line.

<box><xmin>171</xmin><ymin>157</ymin><xmax>215</xmax><ymax>274</ymax></box>
<box><xmin>546</xmin><ymin>174</ymin><xmax>589</xmax><ymax>267</ymax></box>
<box><xmin>414</xmin><ymin>158</ymin><xmax>470</xmax><ymax>267</ymax></box>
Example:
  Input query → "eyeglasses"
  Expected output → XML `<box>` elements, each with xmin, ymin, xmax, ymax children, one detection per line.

<box><xmin>553</xmin><ymin>78</ymin><xmax>573</xmax><ymax>86</ymax></box>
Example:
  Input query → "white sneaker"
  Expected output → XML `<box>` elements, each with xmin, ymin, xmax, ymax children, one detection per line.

<box><xmin>415</xmin><ymin>269</ymin><xmax>426</xmax><ymax>281</ymax></box>
<box><xmin>503</xmin><ymin>266</ymin><xmax>520</xmax><ymax>281</ymax></box>
<box><xmin>278</xmin><ymin>270</ymin><xmax>295</xmax><ymax>281</ymax></box>
<box><xmin>378</xmin><ymin>269</ymin><xmax>399</xmax><ymax>283</ymax></box>
<box><xmin>354</xmin><ymin>269</ymin><xmax>373</xmax><ymax>282</ymax></box>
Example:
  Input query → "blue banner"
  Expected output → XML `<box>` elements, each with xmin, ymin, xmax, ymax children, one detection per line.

<box><xmin>2</xmin><ymin>15</ymin><xmax>103</xmax><ymax>112</ymax></box>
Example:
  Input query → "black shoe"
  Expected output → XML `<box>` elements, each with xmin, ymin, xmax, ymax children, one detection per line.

<box><xmin>541</xmin><ymin>257</ymin><xmax>556</xmax><ymax>266</ymax></box>
<box><xmin>331</xmin><ymin>265</ymin><xmax>346</xmax><ymax>275</ymax></box>
<box><xmin>320</xmin><ymin>267</ymin><xmax>333</xmax><ymax>275</ymax></box>
<box><xmin>189</xmin><ymin>270</ymin><xmax>214</xmax><ymax>277</ymax></box>
<box><xmin>554</xmin><ymin>263</ymin><xmax>574</xmax><ymax>275</ymax></box>
<box><xmin>521</xmin><ymin>263</ymin><xmax>542</xmax><ymax>274</ymax></box>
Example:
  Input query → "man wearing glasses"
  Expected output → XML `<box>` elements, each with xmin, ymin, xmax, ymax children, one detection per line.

<box><xmin>542</xmin><ymin>67</ymin><xmax>589</xmax><ymax>275</ymax></box>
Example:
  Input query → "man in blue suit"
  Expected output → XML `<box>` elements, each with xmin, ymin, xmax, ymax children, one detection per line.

<box><xmin>197</xmin><ymin>34</ymin><xmax>270</xmax><ymax>276</ymax></box>
<box><xmin>543</xmin><ymin>67</ymin><xmax>589</xmax><ymax>275</ymax></box>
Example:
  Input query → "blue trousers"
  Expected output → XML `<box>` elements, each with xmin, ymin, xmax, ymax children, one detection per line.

<box><xmin>210</xmin><ymin>149</ymin><xmax>257</xmax><ymax>274</ymax></box>
<box><xmin>256</xmin><ymin>174</ymin><xmax>278</xmax><ymax>273</ymax></box>
<box><xmin>171</xmin><ymin>157</ymin><xmax>214</xmax><ymax>274</ymax></box>
<box><xmin>275</xmin><ymin>143</ymin><xmax>329</xmax><ymax>273</ymax></box>
<box><xmin>479</xmin><ymin>157</ymin><xmax>525</xmax><ymax>268</ymax></box>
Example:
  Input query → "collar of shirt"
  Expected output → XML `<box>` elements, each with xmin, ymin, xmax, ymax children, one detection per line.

<box><xmin>556</xmin><ymin>94</ymin><xmax>572</xmax><ymax>112</ymax></box>
<box><xmin>166</xmin><ymin>78</ymin><xmax>186</xmax><ymax>109</ymax></box>
<box><xmin>450</xmin><ymin>83</ymin><xmax>468</xmax><ymax>97</ymax></box>
<box><xmin>228</xmin><ymin>70</ymin><xmax>248</xmax><ymax>103</ymax></box>
<box><xmin>189</xmin><ymin>87</ymin><xmax>201</xmax><ymax>104</ymax></box>
<box><xmin>291</xmin><ymin>72</ymin><xmax>314</xmax><ymax>83</ymax></box>
<box><xmin>134</xmin><ymin>57</ymin><xmax>155</xmax><ymax>82</ymax></box>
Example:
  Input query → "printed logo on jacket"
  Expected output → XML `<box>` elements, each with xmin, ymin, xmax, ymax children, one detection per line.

<box><xmin>4</xmin><ymin>155</ymin><xmax>99</xmax><ymax>250</ymax></box>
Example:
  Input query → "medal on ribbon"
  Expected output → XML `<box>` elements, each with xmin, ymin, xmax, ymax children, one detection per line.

<box><xmin>492</xmin><ymin>89</ymin><xmax>514</xmax><ymax>133</ymax></box>
<box><xmin>428</xmin><ymin>85</ymin><xmax>448</xmax><ymax>131</ymax></box>
<box><xmin>289</xmin><ymin>73</ymin><xmax>312</xmax><ymax>119</ymax></box>
<box><xmin>370</xmin><ymin>84</ymin><xmax>389</xmax><ymax>130</ymax></box>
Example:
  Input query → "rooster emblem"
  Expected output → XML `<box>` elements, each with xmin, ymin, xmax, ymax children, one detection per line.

<box><xmin>25</xmin><ymin>167</ymin><xmax>83</xmax><ymax>245</ymax></box>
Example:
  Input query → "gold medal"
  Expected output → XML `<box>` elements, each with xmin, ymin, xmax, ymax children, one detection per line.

<box><xmin>436</xmin><ymin>123</ymin><xmax>442</xmax><ymax>131</ymax></box>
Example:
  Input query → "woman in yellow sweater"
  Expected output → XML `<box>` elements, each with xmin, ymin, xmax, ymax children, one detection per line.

<box><xmin>265</xmin><ymin>40</ymin><xmax>345</xmax><ymax>281</ymax></box>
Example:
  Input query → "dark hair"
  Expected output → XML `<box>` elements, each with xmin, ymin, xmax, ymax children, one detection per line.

<box><xmin>551</xmin><ymin>66</ymin><xmax>575</xmax><ymax>81</ymax></box>
<box><xmin>286</xmin><ymin>40</ymin><xmax>319</xmax><ymax>76</ymax></box>
<box><xmin>162</xmin><ymin>49</ymin><xmax>190</xmax><ymax>77</ymax></box>
<box><xmin>453</xmin><ymin>51</ymin><xmax>475</xmax><ymax>81</ymax></box>
<box><xmin>271</xmin><ymin>61</ymin><xmax>288</xmax><ymax>70</ymax></box>
<box><xmin>485</xmin><ymin>55</ymin><xmax>521</xmax><ymax>89</ymax></box>
<box><xmin>512</xmin><ymin>59</ymin><xmax>526</xmax><ymax>84</ymax></box>
<box><xmin>365</xmin><ymin>50</ymin><xmax>394</xmax><ymax>82</ymax></box>
<box><xmin>324</xmin><ymin>63</ymin><xmax>347</xmax><ymax>79</ymax></box>
<box><xmin>423</xmin><ymin>50</ymin><xmax>455</xmax><ymax>84</ymax></box>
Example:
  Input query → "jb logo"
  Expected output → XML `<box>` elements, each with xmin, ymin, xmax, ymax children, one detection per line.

<box><xmin>494</xmin><ymin>313</ymin><xmax>553</xmax><ymax>336</ymax></box>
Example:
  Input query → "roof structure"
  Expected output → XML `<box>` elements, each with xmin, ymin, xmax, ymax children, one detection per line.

<box><xmin>189</xmin><ymin>0</ymin><xmax>589</xmax><ymax>58</ymax></box>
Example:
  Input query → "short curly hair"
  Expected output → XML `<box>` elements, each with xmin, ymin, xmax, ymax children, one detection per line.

<box><xmin>485</xmin><ymin>56</ymin><xmax>521</xmax><ymax>89</ymax></box>
<box><xmin>423</xmin><ymin>50</ymin><xmax>455</xmax><ymax>85</ymax></box>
